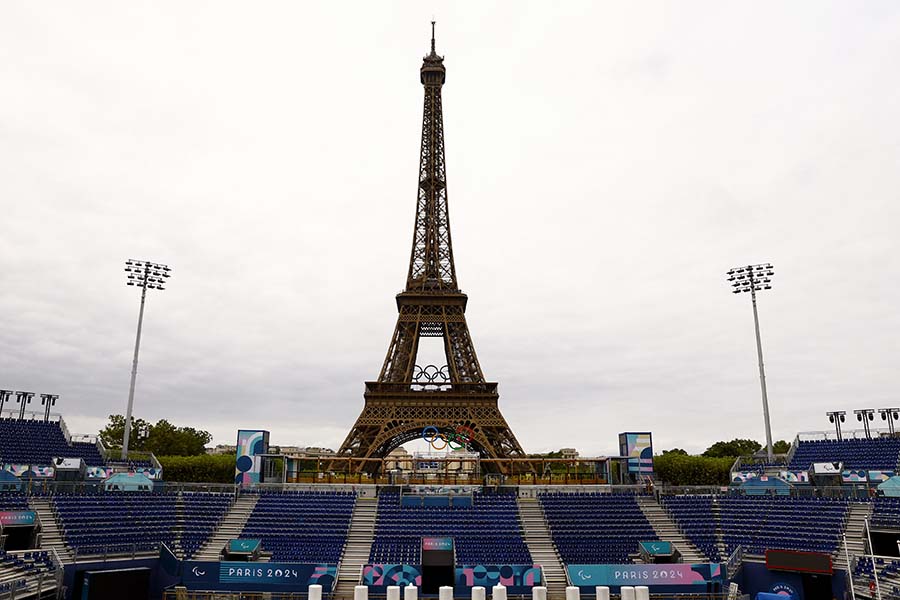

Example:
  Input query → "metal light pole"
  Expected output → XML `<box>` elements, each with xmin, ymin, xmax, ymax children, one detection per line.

<box><xmin>826</xmin><ymin>411</ymin><xmax>846</xmax><ymax>441</ymax></box>
<box><xmin>15</xmin><ymin>391</ymin><xmax>34</xmax><ymax>421</ymax></box>
<box><xmin>855</xmin><ymin>409</ymin><xmax>875</xmax><ymax>440</ymax></box>
<box><xmin>122</xmin><ymin>259</ymin><xmax>171</xmax><ymax>460</ymax></box>
<box><xmin>878</xmin><ymin>408</ymin><xmax>900</xmax><ymax>435</ymax></box>
<box><xmin>0</xmin><ymin>389</ymin><xmax>12</xmax><ymax>415</ymax></box>
<box><xmin>40</xmin><ymin>394</ymin><xmax>58</xmax><ymax>423</ymax></box>
<box><xmin>728</xmin><ymin>262</ymin><xmax>775</xmax><ymax>462</ymax></box>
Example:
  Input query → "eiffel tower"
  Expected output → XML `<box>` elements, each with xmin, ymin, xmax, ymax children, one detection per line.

<box><xmin>337</xmin><ymin>25</ymin><xmax>527</xmax><ymax>473</ymax></box>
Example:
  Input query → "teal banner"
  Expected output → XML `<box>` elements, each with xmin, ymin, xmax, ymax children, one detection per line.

<box><xmin>640</xmin><ymin>541</ymin><xmax>673</xmax><ymax>555</ymax></box>
<box><xmin>568</xmin><ymin>563</ymin><xmax>724</xmax><ymax>587</ymax></box>
<box><xmin>228</xmin><ymin>539</ymin><xmax>261</xmax><ymax>553</ymax></box>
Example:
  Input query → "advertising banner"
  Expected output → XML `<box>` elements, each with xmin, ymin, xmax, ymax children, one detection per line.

<box><xmin>456</xmin><ymin>564</ymin><xmax>542</xmax><ymax>594</ymax></box>
<box><xmin>842</xmin><ymin>469</ymin><xmax>867</xmax><ymax>483</ymax></box>
<box><xmin>228</xmin><ymin>539</ymin><xmax>261</xmax><ymax>553</ymax></box>
<box><xmin>640</xmin><ymin>541</ymin><xmax>673</xmax><ymax>556</ymax></box>
<box><xmin>182</xmin><ymin>561</ymin><xmax>335</xmax><ymax>592</ymax></box>
<box><xmin>618</xmin><ymin>432</ymin><xmax>653</xmax><ymax>474</ymax></box>
<box><xmin>235</xmin><ymin>430</ymin><xmax>269</xmax><ymax>485</ymax></box>
<box><xmin>568</xmin><ymin>563</ymin><xmax>724</xmax><ymax>588</ymax></box>
<box><xmin>422</xmin><ymin>537</ymin><xmax>454</xmax><ymax>551</ymax></box>
<box><xmin>0</xmin><ymin>511</ymin><xmax>36</xmax><ymax>527</ymax></box>
<box><xmin>363</xmin><ymin>564</ymin><xmax>422</xmax><ymax>588</ymax></box>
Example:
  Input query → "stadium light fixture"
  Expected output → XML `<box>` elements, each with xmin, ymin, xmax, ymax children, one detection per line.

<box><xmin>727</xmin><ymin>262</ymin><xmax>775</xmax><ymax>461</ymax></box>
<box><xmin>15</xmin><ymin>391</ymin><xmax>34</xmax><ymax>421</ymax></box>
<box><xmin>878</xmin><ymin>408</ymin><xmax>900</xmax><ymax>436</ymax></box>
<box><xmin>40</xmin><ymin>394</ymin><xmax>58</xmax><ymax>423</ymax></box>
<box><xmin>122</xmin><ymin>259</ymin><xmax>172</xmax><ymax>460</ymax></box>
<box><xmin>0</xmin><ymin>389</ymin><xmax>13</xmax><ymax>415</ymax></box>
<box><xmin>826</xmin><ymin>411</ymin><xmax>846</xmax><ymax>441</ymax></box>
<box><xmin>854</xmin><ymin>408</ymin><xmax>876</xmax><ymax>440</ymax></box>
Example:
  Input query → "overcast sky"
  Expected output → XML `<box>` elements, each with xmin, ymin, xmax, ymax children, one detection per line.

<box><xmin>2</xmin><ymin>2</ymin><xmax>899</xmax><ymax>456</ymax></box>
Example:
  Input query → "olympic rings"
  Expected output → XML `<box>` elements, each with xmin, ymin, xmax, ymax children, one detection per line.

<box><xmin>421</xmin><ymin>425</ymin><xmax>475</xmax><ymax>451</ymax></box>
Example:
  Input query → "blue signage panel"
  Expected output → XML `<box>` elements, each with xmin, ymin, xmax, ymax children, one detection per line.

<box><xmin>640</xmin><ymin>541</ymin><xmax>673</xmax><ymax>555</ymax></box>
<box><xmin>228</xmin><ymin>539</ymin><xmax>261</xmax><ymax>553</ymax></box>
<box><xmin>568</xmin><ymin>564</ymin><xmax>723</xmax><ymax>587</ymax></box>
<box><xmin>182</xmin><ymin>561</ymin><xmax>336</xmax><ymax>592</ymax></box>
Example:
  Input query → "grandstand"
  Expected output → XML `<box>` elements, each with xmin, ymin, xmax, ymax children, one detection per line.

<box><xmin>238</xmin><ymin>490</ymin><xmax>355</xmax><ymax>563</ymax></box>
<box><xmin>539</xmin><ymin>492</ymin><xmax>656</xmax><ymax>565</ymax></box>
<box><xmin>789</xmin><ymin>436</ymin><xmax>900</xmax><ymax>471</ymax></box>
<box><xmin>0</xmin><ymin>417</ymin><xmax>104</xmax><ymax>466</ymax></box>
<box><xmin>369</xmin><ymin>491</ymin><xmax>531</xmax><ymax>565</ymax></box>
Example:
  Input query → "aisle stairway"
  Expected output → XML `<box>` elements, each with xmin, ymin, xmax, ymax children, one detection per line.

<box><xmin>193</xmin><ymin>495</ymin><xmax>258</xmax><ymax>561</ymax></box>
<box><xmin>517</xmin><ymin>497</ymin><xmax>567</xmax><ymax>600</ymax></box>
<box><xmin>28</xmin><ymin>498</ymin><xmax>72</xmax><ymax>562</ymax></box>
<box><xmin>636</xmin><ymin>496</ymin><xmax>705</xmax><ymax>563</ymax></box>
<box><xmin>836</xmin><ymin>501</ymin><xmax>870</xmax><ymax>571</ymax></box>
<box><xmin>334</xmin><ymin>496</ymin><xmax>378</xmax><ymax>600</ymax></box>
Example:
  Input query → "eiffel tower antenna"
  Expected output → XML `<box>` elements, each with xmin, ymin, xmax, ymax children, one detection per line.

<box><xmin>336</xmin><ymin>27</ymin><xmax>527</xmax><ymax>474</ymax></box>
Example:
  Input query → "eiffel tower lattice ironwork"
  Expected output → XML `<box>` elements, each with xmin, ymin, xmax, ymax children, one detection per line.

<box><xmin>337</xmin><ymin>25</ymin><xmax>527</xmax><ymax>473</ymax></box>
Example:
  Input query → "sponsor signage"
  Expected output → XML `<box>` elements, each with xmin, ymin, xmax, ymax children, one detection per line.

<box><xmin>567</xmin><ymin>564</ymin><xmax>724</xmax><ymax>587</ymax></box>
<box><xmin>181</xmin><ymin>561</ymin><xmax>336</xmax><ymax>591</ymax></box>
<box><xmin>812</xmin><ymin>462</ymin><xmax>841</xmax><ymax>474</ymax></box>
<box><xmin>228</xmin><ymin>539</ymin><xmax>261</xmax><ymax>553</ymax></box>
<box><xmin>640</xmin><ymin>541</ymin><xmax>672</xmax><ymax>555</ymax></box>
<box><xmin>0</xmin><ymin>510</ymin><xmax>36</xmax><ymax>527</ymax></box>
<box><xmin>422</xmin><ymin>537</ymin><xmax>454</xmax><ymax>551</ymax></box>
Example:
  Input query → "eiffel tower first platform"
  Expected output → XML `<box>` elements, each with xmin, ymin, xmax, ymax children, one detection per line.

<box><xmin>336</xmin><ymin>26</ymin><xmax>527</xmax><ymax>474</ymax></box>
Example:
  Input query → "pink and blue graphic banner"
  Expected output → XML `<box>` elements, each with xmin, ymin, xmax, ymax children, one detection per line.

<box><xmin>235</xmin><ymin>429</ymin><xmax>269</xmax><ymax>485</ymax></box>
<box><xmin>0</xmin><ymin>511</ymin><xmax>36</xmax><ymax>527</ymax></box>
<box><xmin>422</xmin><ymin>537</ymin><xmax>454</xmax><ymax>551</ymax></box>
<box><xmin>568</xmin><ymin>563</ymin><xmax>723</xmax><ymax>588</ymax></box>
<box><xmin>619</xmin><ymin>432</ymin><xmax>654</xmax><ymax>474</ymax></box>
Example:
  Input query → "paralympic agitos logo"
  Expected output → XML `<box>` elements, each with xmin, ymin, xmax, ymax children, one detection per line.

<box><xmin>422</xmin><ymin>425</ymin><xmax>475</xmax><ymax>450</ymax></box>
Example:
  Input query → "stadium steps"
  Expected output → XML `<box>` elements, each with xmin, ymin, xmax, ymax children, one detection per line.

<box><xmin>334</xmin><ymin>496</ymin><xmax>378</xmax><ymax>600</ymax></box>
<box><xmin>516</xmin><ymin>496</ymin><xmax>568</xmax><ymax>600</ymax></box>
<box><xmin>835</xmin><ymin>501</ymin><xmax>870</xmax><ymax>571</ymax></box>
<box><xmin>711</xmin><ymin>496</ymin><xmax>727</xmax><ymax>560</ymax></box>
<box><xmin>28</xmin><ymin>498</ymin><xmax>73</xmax><ymax>563</ymax></box>
<box><xmin>193</xmin><ymin>494</ymin><xmax>258</xmax><ymax>561</ymax></box>
<box><xmin>635</xmin><ymin>496</ymin><xmax>705</xmax><ymax>563</ymax></box>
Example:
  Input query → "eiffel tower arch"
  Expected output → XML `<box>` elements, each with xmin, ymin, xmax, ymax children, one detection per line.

<box><xmin>337</xmin><ymin>25</ymin><xmax>527</xmax><ymax>474</ymax></box>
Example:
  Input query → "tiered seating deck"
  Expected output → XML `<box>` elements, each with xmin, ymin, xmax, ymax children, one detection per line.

<box><xmin>179</xmin><ymin>492</ymin><xmax>234</xmax><ymax>559</ymax></box>
<box><xmin>369</xmin><ymin>491</ymin><xmax>531</xmax><ymax>565</ymax></box>
<box><xmin>240</xmin><ymin>490</ymin><xmax>356</xmax><ymax>563</ymax></box>
<box><xmin>539</xmin><ymin>492</ymin><xmax>656</xmax><ymax>565</ymax></box>
<box><xmin>660</xmin><ymin>494</ymin><xmax>721</xmax><ymax>561</ymax></box>
<box><xmin>52</xmin><ymin>492</ymin><xmax>177</xmax><ymax>555</ymax></box>
<box><xmin>719</xmin><ymin>495</ymin><xmax>850</xmax><ymax>556</ymax></box>
<box><xmin>0</xmin><ymin>417</ymin><xmax>105</xmax><ymax>466</ymax></box>
<box><xmin>789</xmin><ymin>437</ymin><xmax>900</xmax><ymax>471</ymax></box>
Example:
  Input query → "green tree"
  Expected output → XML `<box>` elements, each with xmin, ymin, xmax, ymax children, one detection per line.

<box><xmin>99</xmin><ymin>415</ymin><xmax>212</xmax><ymax>456</ymax></box>
<box><xmin>99</xmin><ymin>414</ymin><xmax>151</xmax><ymax>450</ymax></box>
<box><xmin>654</xmin><ymin>453</ymin><xmax>733</xmax><ymax>486</ymax></box>
<box><xmin>702</xmin><ymin>438</ymin><xmax>762</xmax><ymax>458</ymax></box>
<box><xmin>157</xmin><ymin>454</ymin><xmax>235</xmax><ymax>483</ymax></box>
<box><xmin>662</xmin><ymin>448</ymin><xmax>688</xmax><ymax>455</ymax></box>
<box><xmin>773</xmin><ymin>439</ymin><xmax>791</xmax><ymax>454</ymax></box>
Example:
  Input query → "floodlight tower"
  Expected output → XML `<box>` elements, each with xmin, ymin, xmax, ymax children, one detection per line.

<box><xmin>855</xmin><ymin>408</ymin><xmax>876</xmax><ymax>440</ymax></box>
<box><xmin>122</xmin><ymin>259</ymin><xmax>171</xmax><ymax>460</ymax></box>
<box><xmin>0</xmin><ymin>390</ymin><xmax>12</xmax><ymax>415</ymax></box>
<box><xmin>826</xmin><ymin>411</ymin><xmax>846</xmax><ymax>441</ymax></box>
<box><xmin>727</xmin><ymin>262</ymin><xmax>775</xmax><ymax>462</ymax></box>
<box><xmin>15</xmin><ymin>391</ymin><xmax>34</xmax><ymax>420</ymax></box>
<box><xmin>40</xmin><ymin>394</ymin><xmax>58</xmax><ymax>423</ymax></box>
<box><xmin>878</xmin><ymin>408</ymin><xmax>900</xmax><ymax>435</ymax></box>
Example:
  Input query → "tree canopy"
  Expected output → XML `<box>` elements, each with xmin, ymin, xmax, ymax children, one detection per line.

<box><xmin>99</xmin><ymin>414</ymin><xmax>212</xmax><ymax>456</ymax></box>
